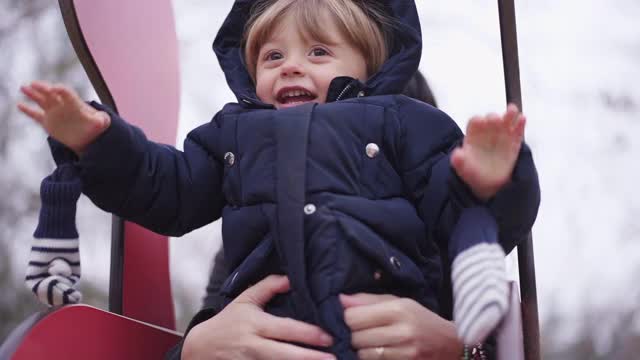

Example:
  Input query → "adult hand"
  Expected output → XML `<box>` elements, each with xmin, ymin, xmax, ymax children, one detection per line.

<box><xmin>341</xmin><ymin>293</ymin><xmax>462</xmax><ymax>360</ymax></box>
<box><xmin>182</xmin><ymin>275</ymin><xmax>335</xmax><ymax>360</ymax></box>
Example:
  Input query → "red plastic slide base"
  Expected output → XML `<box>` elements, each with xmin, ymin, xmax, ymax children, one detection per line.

<box><xmin>9</xmin><ymin>304</ymin><xmax>181</xmax><ymax>360</ymax></box>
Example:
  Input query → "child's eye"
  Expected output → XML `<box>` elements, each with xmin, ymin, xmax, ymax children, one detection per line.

<box><xmin>309</xmin><ymin>47</ymin><xmax>329</xmax><ymax>57</ymax></box>
<box><xmin>265</xmin><ymin>51</ymin><xmax>283</xmax><ymax>61</ymax></box>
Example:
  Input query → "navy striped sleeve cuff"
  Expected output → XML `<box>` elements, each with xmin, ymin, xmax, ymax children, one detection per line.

<box><xmin>33</xmin><ymin>165</ymin><xmax>82</xmax><ymax>239</ymax></box>
<box><xmin>448</xmin><ymin>206</ymin><xmax>499</xmax><ymax>259</ymax></box>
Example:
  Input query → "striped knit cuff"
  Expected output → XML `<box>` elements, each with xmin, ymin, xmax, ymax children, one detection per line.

<box><xmin>449</xmin><ymin>206</ymin><xmax>499</xmax><ymax>260</ymax></box>
<box><xmin>452</xmin><ymin>243</ymin><xmax>508</xmax><ymax>344</ymax></box>
<box><xmin>33</xmin><ymin>168</ymin><xmax>82</xmax><ymax>239</ymax></box>
<box><xmin>25</xmin><ymin>236</ymin><xmax>82</xmax><ymax>306</ymax></box>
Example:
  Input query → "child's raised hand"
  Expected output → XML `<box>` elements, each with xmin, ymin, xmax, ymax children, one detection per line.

<box><xmin>450</xmin><ymin>103</ymin><xmax>526</xmax><ymax>201</ymax></box>
<box><xmin>17</xmin><ymin>81</ymin><xmax>110</xmax><ymax>156</ymax></box>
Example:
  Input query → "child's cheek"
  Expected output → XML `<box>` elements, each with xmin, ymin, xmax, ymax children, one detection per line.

<box><xmin>254</xmin><ymin>77</ymin><xmax>271</xmax><ymax>104</ymax></box>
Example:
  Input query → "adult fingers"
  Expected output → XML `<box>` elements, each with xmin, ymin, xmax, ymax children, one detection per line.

<box><xmin>344</xmin><ymin>299</ymin><xmax>408</xmax><ymax>331</ymax></box>
<box><xmin>257</xmin><ymin>339</ymin><xmax>335</xmax><ymax>360</ymax></box>
<box><xmin>351</xmin><ymin>324</ymin><xmax>407</xmax><ymax>349</ymax></box>
<box><xmin>339</xmin><ymin>293</ymin><xmax>397</xmax><ymax>309</ymax></box>
<box><xmin>17</xmin><ymin>102</ymin><xmax>45</xmax><ymax>123</ymax></box>
<box><xmin>257</xmin><ymin>314</ymin><xmax>333</xmax><ymax>348</ymax></box>
<box><xmin>357</xmin><ymin>344</ymin><xmax>412</xmax><ymax>360</ymax></box>
<box><xmin>232</xmin><ymin>274</ymin><xmax>290</xmax><ymax>308</ymax></box>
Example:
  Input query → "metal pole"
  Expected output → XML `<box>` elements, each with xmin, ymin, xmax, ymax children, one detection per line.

<box><xmin>58</xmin><ymin>0</ymin><xmax>124</xmax><ymax>315</ymax></box>
<box><xmin>497</xmin><ymin>1</ymin><xmax>541</xmax><ymax>359</ymax></box>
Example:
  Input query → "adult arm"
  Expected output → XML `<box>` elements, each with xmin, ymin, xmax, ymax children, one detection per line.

<box><xmin>169</xmin><ymin>276</ymin><xmax>336</xmax><ymax>360</ymax></box>
<box><xmin>341</xmin><ymin>293</ymin><xmax>463</xmax><ymax>360</ymax></box>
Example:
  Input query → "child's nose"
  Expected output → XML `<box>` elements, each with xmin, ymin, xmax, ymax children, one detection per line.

<box><xmin>280</xmin><ymin>60</ymin><xmax>304</xmax><ymax>77</ymax></box>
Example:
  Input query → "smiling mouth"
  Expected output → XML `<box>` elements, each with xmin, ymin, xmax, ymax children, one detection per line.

<box><xmin>276</xmin><ymin>87</ymin><xmax>317</xmax><ymax>107</ymax></box>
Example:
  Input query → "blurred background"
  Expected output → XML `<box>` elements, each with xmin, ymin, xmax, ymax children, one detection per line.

<box><xmin>1</xmin><ymin>0</ymin><xmax>639</xmax><ymax>358</ymax></box>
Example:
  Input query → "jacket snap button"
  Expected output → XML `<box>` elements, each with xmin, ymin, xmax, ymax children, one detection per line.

<box><xmin>366</xmin><ymin>143</ymin><xmax>379</xmax><ymax>158</ymax></box>
<box><xmin>357</xmin><ymin>91</ymin><xmax>365</xmax><ymax>97</ymax></box>
<box><xmin>389</xmin><ymin>256</ymin><xmax>401</xmax><ymax>269</ymax></box>
<box><xmin>224</xmin><ymin>152</ymin><xmax>235</xmax><ymax>166</ymax></box>
<box><xmin>373</xmin><ymin>270</ymin><xmax>382</xmax><ymax>280</ymax></box>
<box><xmin>304</xmin><ymin>203</ymin><xmax>316</xmax><ymax>215</ymax></box>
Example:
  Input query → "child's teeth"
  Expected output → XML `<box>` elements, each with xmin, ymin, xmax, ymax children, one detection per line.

<box><xmin>281</xmin><ymin>89</ymin><xmax>313</xmax><ymax>101</ymax></box>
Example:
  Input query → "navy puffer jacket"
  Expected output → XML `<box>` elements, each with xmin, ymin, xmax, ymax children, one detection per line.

<box><xmin>51</xmin><ymin>0</ymin><xmax>540</xmax><ymax>358</ymax></box>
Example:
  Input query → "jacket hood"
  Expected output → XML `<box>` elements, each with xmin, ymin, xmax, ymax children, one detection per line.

<box><xmin>212</xmin><ymin>0</ymin><xmax>422</xmax><ymax>105</ymax></box>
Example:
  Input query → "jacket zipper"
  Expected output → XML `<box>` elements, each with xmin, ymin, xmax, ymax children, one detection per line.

<box><xmin>335</xmin><ymin>84</ymin><xmax>353</xmax><ymax>101</ymax></box>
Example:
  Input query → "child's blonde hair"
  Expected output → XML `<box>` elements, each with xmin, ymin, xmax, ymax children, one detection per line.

<box><xmin>244</xmin><ymin>0</ymin><xmax>391</xmax><ymax>80</ymax></box>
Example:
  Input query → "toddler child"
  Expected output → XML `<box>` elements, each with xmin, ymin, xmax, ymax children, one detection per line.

<box><xmin>19</xmin><ymin>0</ymin><xmax>540</xmax><ymax>357</ymax></box>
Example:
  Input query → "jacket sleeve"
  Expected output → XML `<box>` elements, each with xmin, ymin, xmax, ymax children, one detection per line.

<box><xmin>396</xmin><ymin>97</ymin><xmax>540</xmax><ymax>258</ymax></box>
<box><xmin>49</xmin><ymin>101</ymin><xmax>226</xmax><ymax>237</ymax></box>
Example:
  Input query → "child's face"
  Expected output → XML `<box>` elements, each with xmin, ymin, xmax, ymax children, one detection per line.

<box><xmin>255</xmin><ymin>13</ymin><xmax>368</xmax><ymax>109</ymax></box>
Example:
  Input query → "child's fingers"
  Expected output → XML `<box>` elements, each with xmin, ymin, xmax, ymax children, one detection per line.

<box><xmin>30</xmin><ymin>81</ymin><xmax>54</xmax><ymax>102</ymax></box>
<box><xmin>17</xmin><ymin>102</ymin><xmax>45</xmax><ymax>123</ymax></box>
<box><xmin>486</xmin><ymin>112</ymin><xmax>501</xmax><ymax>125</ymax></box>
<box><xmin>51</xmin><ymin>84</ymin><xmax>79</xmax><ymax>104</ymax></box>
<box><xmin>29</xmin><ymin>81</ymin><xmax>61</xmax><ymax>109</ymax></box>
<box><xmin>450</xmin><ymin>147</ymin><xmax>466</xmax><ymax>172</ymax></box>
<box><xmin>486</xmin><ymin>112</ymin><xmax>502</xmax><ymax>133</ymax></box>
<box><xmin>503</xmin><ymin>104</ymin><xmax>521</xmax><ymax>129</ymax></box>
<box><xmin>466</xmin><ymin>116</ymin><xmax>494</xmax><ymax>149</ymax></box>
<box><xmin>30</xmin><ymin>81</ymin><xmax>52</xmax><ymax>93</ymax></box>
<box><xmin>20</xmin><ymin>85</ymin><xmax>49</xmax><ymax>109</ymax></box>
<box><xmin>465</xmin><ymin>115</ymin><xmax>485</xmax><ymax>138</ymax></box>
<box><xmin>485</xmin><ymin>113</ymin><xmax>501</xmax><ymax>145</ymax></box>
<box><xmin>514</xmin><ymin>115</ymin><xmax>526</xmax><ymax>138</ymax></box>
